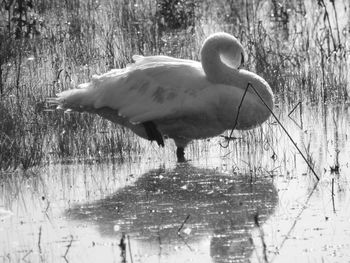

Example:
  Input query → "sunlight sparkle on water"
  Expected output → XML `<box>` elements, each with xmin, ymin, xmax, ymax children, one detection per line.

<box><xmin>1</xmin><ymin>104</ymin><xmax>350</xmax><ymax>262</ymax></box>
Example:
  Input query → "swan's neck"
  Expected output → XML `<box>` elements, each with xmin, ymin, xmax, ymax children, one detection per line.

<box><xmin>200</xmin><ymin>34</ymin><xmax>243</xmax><ymax>85</ymax></box>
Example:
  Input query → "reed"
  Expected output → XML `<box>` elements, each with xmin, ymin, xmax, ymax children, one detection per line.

<box><xmin>0</xmin><ymin>0</ymin><xmax>349</xmax><ymax>170</ymax></box>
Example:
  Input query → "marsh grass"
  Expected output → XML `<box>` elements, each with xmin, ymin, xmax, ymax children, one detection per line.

<box><xmin>0</xmin><ymin>0</ymin><xmax>349</xmax><ymax>171</ymax></box>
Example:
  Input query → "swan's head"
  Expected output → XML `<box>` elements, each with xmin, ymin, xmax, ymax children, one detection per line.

<box><xmin>200</xmin><ymin>32</ymin><xmax>246</xmax><ymax>83</ymax></box>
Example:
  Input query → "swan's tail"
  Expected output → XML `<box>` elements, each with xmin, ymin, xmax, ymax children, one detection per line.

<box><xmin>48</xmin><ymin>68</ymin><xmax>127</xmax><ymax>112</ymax></box>
<box><xmin>48</xmin><ymin>83</ymin><xmax>98</xmax><ymax>112</ymax></box>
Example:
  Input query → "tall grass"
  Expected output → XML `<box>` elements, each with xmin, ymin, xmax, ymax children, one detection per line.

<box><xmin>0</xmin><ymin>0</ymin><xmax>349</xmax><ymax>171</ymax></box>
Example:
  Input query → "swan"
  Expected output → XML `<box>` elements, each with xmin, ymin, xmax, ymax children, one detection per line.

<box><xmin>52</xmin><ymin>32</ymin><xmax>274</xmax><ymax>162</ymax></box>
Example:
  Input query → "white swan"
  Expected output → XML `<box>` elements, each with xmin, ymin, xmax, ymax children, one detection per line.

<box><xmin>53</xmin><ymin>32</ymin><xmax>274</xmax><ymax>162</ymax></box>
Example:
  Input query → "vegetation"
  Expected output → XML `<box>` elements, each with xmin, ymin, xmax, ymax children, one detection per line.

<box><xmin>0</xmin><ymin>0</ymin><xmax>349</xmax><ymax>171</ymax></box>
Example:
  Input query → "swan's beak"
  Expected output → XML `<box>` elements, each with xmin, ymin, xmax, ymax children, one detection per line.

<box><xmin>239</xmin><ymin>53</ymin><xmax>245</xmax><ymax>68</ymax></box>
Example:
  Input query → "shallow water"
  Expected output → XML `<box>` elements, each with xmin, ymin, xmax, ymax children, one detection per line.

<box><xmin>1</xmin><ymin>103</ymin><xmax>350</xmax><ymax>262</ymax></box>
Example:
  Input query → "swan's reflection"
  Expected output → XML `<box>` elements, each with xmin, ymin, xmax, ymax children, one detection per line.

<box><xmin>67</xmin><ymin>164</ymin><xmax>277</xmax><ymax>262</ymax></box>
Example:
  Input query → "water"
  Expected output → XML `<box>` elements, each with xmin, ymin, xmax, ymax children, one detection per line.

<box><xmin>1</xmin><ymin>103</ymin><xmax>350</xmax><ymax>262</ymax></box>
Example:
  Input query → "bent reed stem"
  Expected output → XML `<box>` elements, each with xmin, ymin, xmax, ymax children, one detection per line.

<box><xmin>249</xmin><ymin>83</ymin><xmax>320</xmax><ymax>181</ymax></box>
<box><xmin>221</xmin><ymin>82</ymin><xmax>320</xmax><ymax>181</ymax></box>
<box><xmin>219</xmin><ymin>82</ymin><xmax>250</xmax><ymax>148</ymax></box>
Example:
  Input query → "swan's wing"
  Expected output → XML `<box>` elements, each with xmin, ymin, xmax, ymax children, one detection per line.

<box><xmin>131</xmin><ymin>55</ymin><xmax>197</xmax><ymax>66</ymax></box>
<box><xmin>90</xmin><ymin>60</ymin><xmax>219</xmax><ymax>124</ymax></box>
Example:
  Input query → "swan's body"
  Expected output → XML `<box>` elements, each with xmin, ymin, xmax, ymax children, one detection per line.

<box><xmin>54</xmin><ymin>33</ymin><xmax>273</xmax><ymax>162</ymax></box>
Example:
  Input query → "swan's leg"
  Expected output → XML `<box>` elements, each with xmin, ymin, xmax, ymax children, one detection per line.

<box><xmin>176</xmin><ymin>147</ymin><xmax>186</xmax><ymax>162</ymax></box>
<box><xmin>174</xmin><ymin>137</ymin><xmax>189</xmax><ymax>162</ymax></box>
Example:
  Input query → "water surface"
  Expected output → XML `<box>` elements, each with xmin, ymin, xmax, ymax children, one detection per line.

<box><xmin>1</xmin><ymin>103</ymin><xmax>350</xmax><ymax>262</ymax></box>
